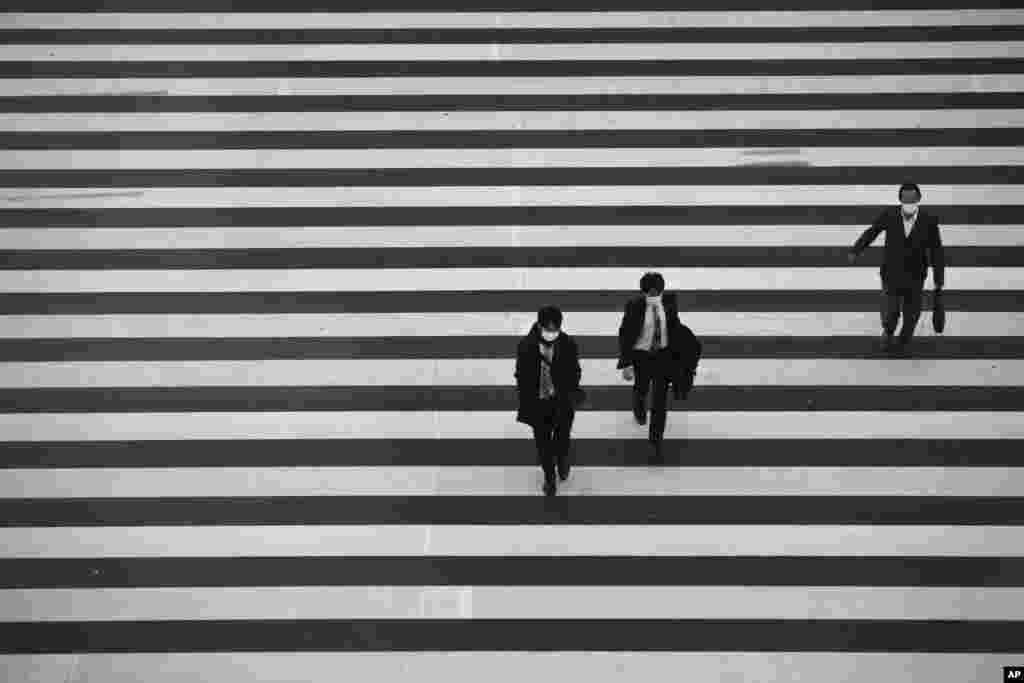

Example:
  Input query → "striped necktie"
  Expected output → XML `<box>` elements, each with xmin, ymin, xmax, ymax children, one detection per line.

<box><xmin>651</xmin><ymin>304</ymin><xmax>662</xmax><ymax>351</ymax></box>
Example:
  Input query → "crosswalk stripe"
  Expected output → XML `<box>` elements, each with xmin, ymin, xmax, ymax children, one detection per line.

<box><xmin>3</xmin><ymin>10</ymin><xmax>1020</xmax><ymax>30</ymax></box>
<box><xmin>2</xmin><ymin>110</ymin><xmax>1021</xmax><ymax>131</ymax></box>
<box><xmin>3</xmin><ymin>74</ymin><xmax>1022</xmax><ymax>97</ymax></box>
<box><xmin>2</xmin><ymin>524</ymin><xmax>1022</xmax><ymax>558</ymax></box>
<box><xmin>2</xmin><ymin>312</ymin><xmax>1017</xmax><ymax>338</ymax></box>
<box><xmin>2</xmin><ymin>466</ymin><xmax>1020</xmax><ymax>498</ymax></box>
<box><xmin>0</xmin><ymin>267</ymin><xmax>990</xmax><ymax>293</ymax></box>
<box><xmin>3</xmin><ymin>586</ymin><xmax>1022</xmax><ymax>621</ymax></box>
<box><xmin>1</xmin><ymin>225</ymin><xmax>1020</xmax><ymax>249</ymax></box>
<box><xmin>3</xmin><ymin>185</ymin><xmax>1021</xmax><ymax>208</ymax></box>
<box><xmin>1</xmin><ymin>412</ymin><xmax>1022</xmax><ymax>440</ymax></box>
<box><xmin>1</xmin><ymin>359</ymin><xmax>1019</xmax><ymax>387</ymax></box>
<box><xmin>0</xmin><ymin>653</ymin><xmax>1010</xmax><ymax>683</ymax></box>
<box><xmin>2</xmin><ymin>226</ymin><xmax>1019</xmax><ymax>249</ymax></box>
<box><xmin>5</xmin><ymin>42</ymin><xmax>1024</xmax><ymax>62</ymax></box>
<box><xmin>6</xmin><ymin>148</ymin><xmax>1023</xmax><ymax>169</ymax></box>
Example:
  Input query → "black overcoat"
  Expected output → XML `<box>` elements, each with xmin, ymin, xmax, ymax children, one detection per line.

<box><xmin>514</xmin><ymin>323</ymin><xmax>584</xmax><ymax>428</ymax></box>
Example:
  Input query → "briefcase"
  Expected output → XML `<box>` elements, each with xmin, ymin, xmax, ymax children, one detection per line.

<box><xmin>932</xmin><ymin>290</ymin><xmax>946</xmax><ymax>334</ymax></box>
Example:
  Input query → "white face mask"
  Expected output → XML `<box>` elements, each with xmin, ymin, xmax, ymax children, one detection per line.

<box><xmin>540</xmin><ymin>329</ymin><xmax>560</xmax><ymax>342</ymax></box>
<box><xmin>901</xmin><ymin>202</ymin><xmax>919</xmax><ymax>217</ymax></box>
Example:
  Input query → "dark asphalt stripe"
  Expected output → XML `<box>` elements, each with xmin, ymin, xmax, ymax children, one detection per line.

<box><xmin>2</xmin><ymin>93</ymin><xmax>1018</xmax><ymax>113</ymax></box>
<box><xmin>2</xmin><ymin>27</ymin><xmax>1021</xmax><ymax>44</ymax></box>
<box><xmin>4</xmin><ymin>129</ymin><xmax>1021</xmax><ymax>148</ymax></box>
<box><xmin>2</xmin><ymin>337</ymin><xmax>1022</xmax><ymax>363</ymax></box>
<box><xmin>0</xmin><ymin>246</ymin><xmax>1014</xmax><ymax>270</ymax></box>
<box><xmin>0</xmin><ymin>290</ymin><xmax>1011</xmax><ymax>315</ymax></box>
<box><xmin>2</xmin><ymin>557</ymin><xmax>1021</xmax><ymax>589</ymax></box>
<box><xmin>3</xmin><ymin>619</ymin><xmax>1021</xmax><ymax>654</ymax></box>
<box><xmin>4</xmin><ymin>497</ymin><xmax>1024</xmax><ymax>526</ymax></box>
<box><xmin>4</xmin><ymin>168</ymin><xmax>1021</xmax><ymax>189</ymax></box>
<box><xmin>2</xmin><ymin>439</ymin><xmax>1019</xmax><ymax>469</ymax></box>
<box><xmin>9</xmin><ymin>0</ymin><xmax>1024</xmax><ymax>10</ymax></box>
<box><xmin>1</xmin><ymin>206</ymin><xmax>1021</xmax><ymax>227</ymax></box>
<box><xmin>2</xmin><ymin>619</ymin><xmax>1022</xmax><ymax>654</ymax></box>
<box><xmin>6</xmin><ymin>58</ymin><xmax>1024</xmax><ymax>78</ymax></box>
<box><xmin>2</xmin><ymin>386</ymin><xmax>1019</xmax><ymax>413</ymax></box>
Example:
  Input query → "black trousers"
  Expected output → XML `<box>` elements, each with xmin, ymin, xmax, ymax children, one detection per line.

<box><xmin>881</xmin><ymin>280</ymin><xmax>925</xmax><ymax>341</ymax></box>
<box><xmin>531</xmin><ymin>396</ymin><xmax>574</xmax><ymax>483</ymax></box>
<box><xmin>632</xmin><ymin>348</ymin><xmax>673</xmax><ymax>443</ymax></box>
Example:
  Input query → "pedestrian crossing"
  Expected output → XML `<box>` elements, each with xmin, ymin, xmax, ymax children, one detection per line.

<box><xmin>1</xmin><ymin>4</ymin><xmax>1023</xmax><ymax>682</ymax></box>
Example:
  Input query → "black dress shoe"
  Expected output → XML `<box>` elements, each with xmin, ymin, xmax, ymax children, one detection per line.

<box><xmin>558</xmin><ymin>465</ymin><xmax>570</xmax><ymax>481</ymax></box>
<box><xmin>634</xmin><ymin>410</ymin><xmax>647</xmax><ymax>425</ymax></box>
<box><xmin>881</xmin><ymin>331</ymin><xmax>895</xmax><ymax>352</ymax></box>
<box><xmin>543</xmin><ymin>479</ymin><xmax>557</xmax><ymax>497</ymax></box>
<box><xmin>649</xmin><ymin>439</ymin><xmax>664</xmax><ymax>463</ymax></box>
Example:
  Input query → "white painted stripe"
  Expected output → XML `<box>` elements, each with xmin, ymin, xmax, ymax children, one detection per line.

<box><xmin>1</xmin><ymin>312</ymin><xmax>1015</xmax><ymax>339</ymax></box>
<box><xmin>2</xmin><ymin>11</ymin><xmax>1019</xmax><ymax>30</ymax></box>
<box><xmin>0</xmin><ymin>267</ymin><xmax>981</xmax><ymax>294</ymax></box>
<box><xmin>6</xmin><ymin>148</ymin><xmax>1021</xmax><ymax>170</ymax></box>
<box><xmin>1</xmin><ymin>74</ymin><xmax>1018</xmax><ymax>97</ymax></box>
<box><xmin>1</xmin><ymin>225</ymin><xmax>1020</xmax><ymax>250</ymax></box>
<box><xmin>2</xmin><ymin>467</ymin><xmax>1020</xmax><ymax>498</ymax></box>
<box><xmin>1</xmin><ymin>359</ymin><xmax>1018</xmax><ymax>388</ymax></box>
<box><xmin>1</xmin><ymin>524</ymin><xmax>1021</xmax><ymax>558</ymax></box>
<box><xmin>0</xmin><ymin>653</ymin><xmax>1009</xmax><ymax>683</ymax></box>
<box><xmin>3</xmin><ymin>586</ymin><xmax>1021</xmax><ymax>622</ymax></box>
<box><xmin>4</xmin><ymin>110</ymin><xmax>1019</xmax><ymax>132</ymax></box>
<box><xmin>6</xmin><ymin>42</ymin><xmax>1023</xmax><ymax>62</ymax></box>
<box><xmin>0</xmin><ymin>185</ymin><xmax>1019</xmax><ymax>209</ymax></box>
<box><xmin>1</xmin><ymin>412</ymin><xmax>1021</xmax><ymax>441</ymax></box>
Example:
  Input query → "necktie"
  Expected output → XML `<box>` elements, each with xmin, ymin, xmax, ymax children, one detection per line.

<box><xmin>651</xmin><ymin>304</ymin><xmax>662</xmax><ymax>350</ymax></box>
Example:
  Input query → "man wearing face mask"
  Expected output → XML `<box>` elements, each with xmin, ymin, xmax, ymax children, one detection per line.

<box><xmin>515</xmin><ymin>305</ymin><xmax>585</xmax><ymax>497</ymax></box>
<box><xmin>616</xmin><ymin>272</ymin><xmax>702</xmax><ymax>460</ymax></box>
<box><xmin>848</xmin><ymin>182</ymin><xmax>945</xmax><ymax>353</ymax></box>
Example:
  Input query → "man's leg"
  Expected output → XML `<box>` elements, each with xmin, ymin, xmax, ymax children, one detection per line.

<box><xmin>531</xmin><ymin>400</ymin><xmax>557</xmax><ymax>492</ymax></box>
<box><xmin>648</xmin><ymin>353</ymin><xmax>671</xmax><ymax>445</ymax></box>
<box><xmin>881</xmin><ymin>288</ymin><xmax>902</xmax><ymax>350</ymax></box>
<box><xmin>898</xmin><ymin>285</ymin><xmax>925</xmax><ymax>344</ymax></box>
<box><xmin>553</xmin><ymin>401</ymin><xmax>575</xmax><ymax>481</ymax></box>
<box><xmin>632</xmin><ymin>353</ymin><xmax>652</xmax><ymax>424</ymax></box>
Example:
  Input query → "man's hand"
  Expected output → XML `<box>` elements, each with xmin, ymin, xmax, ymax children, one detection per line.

<box><xmin>622</xmin><ymin>366</ymin><xmax>634</xmax><ymax>382</ymax></box>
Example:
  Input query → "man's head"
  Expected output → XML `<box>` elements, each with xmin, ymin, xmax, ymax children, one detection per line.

<box><xmin>899</xmin><ymin>182</ymin><xmax>922</xmax><ymax>217</ymax></box>
<box><xmin>640</xmin><ymin>272</ymin><xmax>665</xmax><ymax>298</ymax></box>
<box><xmin>537</xmin><ymin>305</ymin><xmax>563</xmax><ymax>344</ymax></box>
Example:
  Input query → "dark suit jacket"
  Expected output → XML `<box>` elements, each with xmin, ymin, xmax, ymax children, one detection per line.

<box><xmin>616</xmin><ymin>291</ymin><xmax>702</xmax><ymax>396</ymax></box>
<box><xmin>514</xmin><ymin>323</ymin><xmax>583</xmax><ymax>427</ymax></box>
<box><xmin>850</xmin><ymin>207</ymin><xmax>945</xmax><ymax>291</ymax></box>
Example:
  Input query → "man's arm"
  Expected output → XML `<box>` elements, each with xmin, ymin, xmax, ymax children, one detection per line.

<box><xmin>929</xmin><ymin>219</ymin><xmax>945</xmax><ymax>290</ymax></box>
<box><xmin>848</xmin><ymin>210</ymin><xmax>887</xmax><ymax>262</ymax></box>
<box><xmin>616</xmin><ymin>300</ymin><xmax>634</xmax><ymax>370</ymax></box>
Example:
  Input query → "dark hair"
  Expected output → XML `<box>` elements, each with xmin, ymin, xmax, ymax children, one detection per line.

<box><xmin>639</xmin><ymin>272</ymin><xmax>665</xmax><ymax>294</ymax></box>
<box><xmin>898</xmin><ymin>183</ymin><xmax>922</xmax><ymax>201</ymax></box>
<box><xmin>537</xmin><ymin>305</ymin><xmax>563</xmax><ymax>329</ymax></box>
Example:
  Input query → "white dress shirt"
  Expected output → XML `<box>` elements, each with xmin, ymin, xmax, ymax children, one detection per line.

<box><xmin>902</xmin><ymin>209</ymin><xmax>918</xmax><ymax>239</ymax></box>
<box><xmin>633</xmin><ymin>297</ymin><xmax>668</xmax><ymax>352</ymax></box>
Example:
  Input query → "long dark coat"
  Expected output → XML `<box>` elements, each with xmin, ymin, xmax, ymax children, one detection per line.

<box><xmin>514</xmin><ymin>322</ymin><xmax>583</xmax><ymax>428</ymax></box>
<box><xmin>850</xmin><ymin>207</ymin><xmax>946</xmax><ymax>290</ymax></box>
<box><xmin>616</xmin><ymin>291</ymin><xmax>702</xmax><ymax>398</ymax></box>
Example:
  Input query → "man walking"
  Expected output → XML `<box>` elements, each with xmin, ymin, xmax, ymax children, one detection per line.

<box><xmin>616</xmin><ymin>272</ymin><xmax>702</xmax><ymax>460</ymax></box>
<box><xmin>848</xmin><ymin>182</ymin><xmax>946</xmax><ymax>353</ymax></box>
<box><xmin>515</xmin><ymin>305</ymin><xmax>585</xmax><ymax>496</ymax></box>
